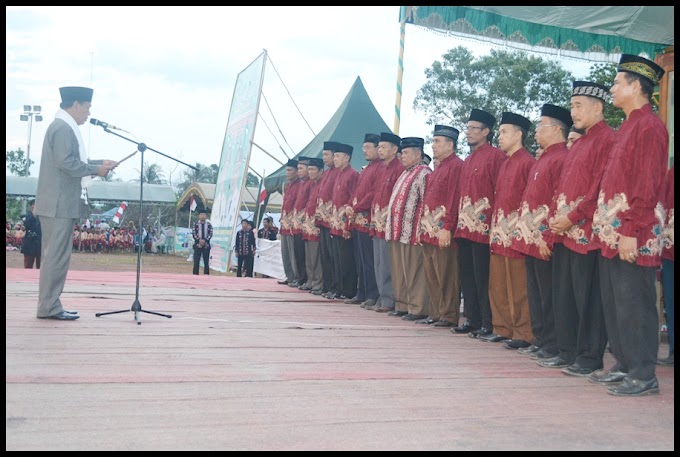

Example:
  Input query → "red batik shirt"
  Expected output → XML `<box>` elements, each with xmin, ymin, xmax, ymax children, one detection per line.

<box><xmin>371</xmin><ymin>158</ymin><xmax>406</xmax><ymax>239</ymax></box>
<box><xmin>489</xmin><ymin>148</ymin><xmax>535</xmax><ymax>259</ymax></box>
<box><xmin>302</xmin><ymin>178</ymin><xmax>322</xmax><ymax>242</ymax></box>
<box><xmin>512</xmin><ymin>142</ymin><xmax>568</xmax><ymax>259</ymax></box>
<box><xmin>291</xmin><ymin>177</ymin><xmax>312</xmax><ymax>236</ymax></box>
<box><xmin>350</xmin><ymin>159</ymin><xmax>383</xmax><ymax>234</ymax></box>
<box><xmin>662</xmin><ymin>165</ymin><xmax>674</xmax><ymax>262</ymax></box>
<box><xmin>386</xmin><ymin>163</ymin><xmax>431</xmax><ymax>245</ymax></box>
<box><xmin>420</xmin><ymin>153</ymin><xmax>464</xmax><ymax>247</ymax></box>
<box><xmin>548</xmin><ymin>120</ymin><xmax>615</xmax><ymax>254</ymax></box>
<box><xmin>454</xmin><ymin>142</ymin><xmax>507</xmax><ymax>244</ymax></box>
<box><xmin>593</xmin><ymin>105</ymin><xmax>669</xmax><ymax>267</ymax></box>
<box><xmin>280</xmin><ymin>178</ymin><xmax>301</xmax><ymax>236</ymax></box>
<box><xmin>330</xmin><ymin>166</ymin><xmax>360</xmax><ymax>237</ymax></box>
<box><xmin>315</xmin><ymin>166</ymin><xmax>338</xmax><ymax>229</ymax></box>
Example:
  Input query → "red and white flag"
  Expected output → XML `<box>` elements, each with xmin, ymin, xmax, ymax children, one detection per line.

<box><xmin>190</xmin><ymin>195</ymin><xmax>197</xmax><ymax>212</ymax></box>
<box><xmin>259</xmin><ymin>189</ymin><xmax>267</xmax><ymax>206</ymax></box>
<box><xmin>112</xmin><ymin>202</ymin><xmax>128</xmax><ymax>224</ymax></box>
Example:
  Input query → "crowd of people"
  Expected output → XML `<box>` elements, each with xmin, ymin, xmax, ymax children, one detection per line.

<box><xmin>274</xmin><ymin>54</ymin><xmax>674</xmax><ymax>397</ymax></box>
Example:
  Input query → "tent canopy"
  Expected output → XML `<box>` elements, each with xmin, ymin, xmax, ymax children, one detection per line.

<box><xmin>401</xmin><ymin>6</ymin><xmax>674</xmax><ymax>61</ymax></box>
<box><xmin>263</xmin><ymin>76</ymin><xmax>392</xmax><ymax>195</ymax></box>
<box><xmin>6</xmin><ymin>176</ymin><xmax>177</xmax><ymax>204</ymax></box>
<box><xmin>176</xmin><ymin>182</ymin><xmax>283</xmax><ymax>213</ymax></box>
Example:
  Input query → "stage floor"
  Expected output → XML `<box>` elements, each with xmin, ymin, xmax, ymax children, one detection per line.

<box><xmin>6</xmin><ymin>268</ymin><xmax>674</xmax><ymax>451</ymax></box>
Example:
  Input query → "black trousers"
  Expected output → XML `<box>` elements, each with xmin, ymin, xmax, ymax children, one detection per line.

<box><xmin>293</xmin><ymin>233</ymin><xmax>307</xmax><ymax>284</ymax></box>
<box><xmin>599</xmin><ymin>255</ymin><xmax>659</xmax><ymax>381</ymax></box>
<box><xmin>330</xmin><ymin>233</ymin><xmax>357</xmax><ymax>298</ymax></box>
<box><xmin>457</xmin><ymin>238</ymin><xmax>492</xmax><ymax>329</ymax></box>
<box><xmin>352</xmin><ymin>229</ymin><xmax>378</xmax><ymax>301</ymax></box>
<box><xmin>525</xmin><ymin>255</ymin><xmax>556</xmax><ymax>354</ymax></box>
<box><xmin>319</xmin><ymin>226</ymin><xmax>336</xmax><ymax>293</ymax></box>
<box><xmin>552</xmin><ymin>244</ymin><xmax>606</xmax><ymax>368</ymax></box>
<box><xmin>237</xmin><ymin>255</ymin><xmax>254</xmax><ymax>277</ymax></box>
<box><xmin>193</xmin><ymin>247</ymin><xmax>210</xmax><ymax>275</ymax></box>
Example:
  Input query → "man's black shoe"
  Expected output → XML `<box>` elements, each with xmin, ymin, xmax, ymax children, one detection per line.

<box><xmin>468</xmin><ymin>327</ymin><xmax>492</xmax><ymax>339</ymax></box>
<box><xmin>537</xmin><ymin>356</ymin><xmax>570</xmax><ymax>368</ymax></box>
<box><xmin>518</xmin><ymin>344</ymin><xmax>540</xmax><ymax>354</ymax></box>
<box><xmin>402</xmin><ymin>314</ymin><xmax>427</xmax><ymax>321</ymax></box>
<box><xmin>503</xmin><ymin>339</ymin><xmax>531</xmax><ymax>350</ymax></box>
<box><xmin>588</xmin><ymin>369</ymin><xmax>627</xmax><ymax>384</ymax></box>
<box><xmin>607</xmin><ymin>377</ymin><xmax>659</xmax><ymax>397</ymax></box>
<box><xmin>37</xmin><ymin>311</ymin><xmax>80</xmax><ymax>321</ymax></box>
<box><xmin>562</xmin><ymin>364</ymin><xmax>600</xmax><ymax>377</ymax></box>
<box><xmin>277</xmin><ymin>280</ymin><xmax>290</xmax><ymax>285</ymax></box>
<box><xmin>452</xmin><ymin>322</ymin><xmax>479</xmax><ymax>334</ymax></box>
<box><xmin>387</xmin><ymin>310</ymin><xmax>407</xmax><ymax>317</ymax></box>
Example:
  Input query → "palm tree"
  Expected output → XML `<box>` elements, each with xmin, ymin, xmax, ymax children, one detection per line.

<box><xmin>130</xmin><ymin>162</ymin><xmax>167</xmax><ymax>184</ymax></box>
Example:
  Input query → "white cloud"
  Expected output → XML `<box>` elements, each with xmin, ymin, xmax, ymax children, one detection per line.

<box><xmin>6</xmin><ymin>6</ymin><xmax>593</xmax><ymax>183</ymax></box>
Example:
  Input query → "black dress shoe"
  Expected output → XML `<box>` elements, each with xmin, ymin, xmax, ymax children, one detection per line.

<box><xmin>277</xmin><ymin>280</ymin><xmax>290</xmax><ymax>285</ymax></box>
<box><xmin>607</xmin><ymin>377</ymin><xmax>659</xmax><ymax>397</ymax></box>
<box><xmin>588</xmin><ymin>369</ymin><xmax>627</xmax><ymax>385</ymax></box>
<box><xmin>298</xmin><ymin>283</ymin><xmax>311</xmax><ymax>291</ymax></box>
<box><xmin>531</xmin><ymin>348</ymin><xmax>557</xmax><ymax>360</ymax></box>
<box><xmin>433</xmin><ymin>320</ymin><xmax>456</xmax><ymax>328</ymax></box>
<box><xmin>468</xmin><ymin>327</ymin><xmax>492</xmax><ymax>339</ymax></box>
<box><xmin>325</xmin><ymin>293</ymin><xmax>338</xmax><ymax>300</ymax></box>
<box><xmin>452</xmin><ymin>322</ymin><xmax>479</xmax><ymax>334</ymax></box>
<box><xmin>517</xmin><ymin>344</ymin><xmax>540</xmax><ymax>354</ymax></box>
<box><xmin>479</xmin><ymin>333</ymin><xmax>509</xmax><ymax>343</ymax></box>
<box><xmin>38</xmin><ymin>311</ymin><xmax>80</xmax><ymax>321</ymax></box>
<box><xmin>288</xmin><ymin>281</ymin><xmax>300</xmax><ymax>288</ymax></box>
<box><xmin>402</xmin><ymin>314</ymin><xmax>427</xmax><ymax>321</ymax></box>
<box><xmin>310</xmin><ymin>289</ymin><xmax>324</xmax><ymax>296</ymax></box>
<box><xmin>537</xmin><ymin>356</ymin><xmax>570</xmax><ymax>368</ymax></box>
<box><xmin>63</xmin><ymin>309</ymin><xmax>78</xmax><ymax>315</ymax></box>
<box><xmin>561</xmin><ymin>364</ymin><xmax>600</xmax><ymax>377</ymax></box>
<box><xmin>387</xmin><ymin>310</ymin><xmax>408</xmax><ymax>317</ymax></box>
<box><xmin>656</xmin><ymin>354</ymin><xmax>674</xmax><ymax>366</ymax></box>
<box><xmin>415</xmin><ymin>317</ymin><xmax>437</xmax><ymax>324</ymax></box>
<box><xmin>503</xmin><ymin>339</ymin><xmax>531</xmax><ymax>350</ymax></box>
<box><xmin>374</xmin><ymin>306</ymin><xmax>393</xmax><ymax>313</ymax></box>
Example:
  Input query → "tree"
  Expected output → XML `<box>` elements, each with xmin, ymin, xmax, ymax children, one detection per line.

<box><xmin>131</xmin><ymin>162</ymin><xmax>167</xmax><ymax>184</ymax></box>
<box><xmin>6</xmin><ymin>148</ymin><xmax>32</xmax><ymax>176</ymax></box>
<box><xmin>586</xmin><ymin>62</ymin><xmax>625</xmax><ymax>129</ymax></box>
<box><xmin>413</xmin><ymin>47</ymin><xmax>573</xmax><ymax>155</ymax></box>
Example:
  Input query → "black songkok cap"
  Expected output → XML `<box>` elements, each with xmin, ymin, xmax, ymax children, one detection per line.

<box><xmin>307</xmin><ymin>157</ymin><xmax>324</xmax><ymax>169</ymax></box>
<box><xmin>59</xmin><ymin>86</ymin><xmax>94</xmax><ymax>104</ymax></box>
<box><xmin>500</xmin><ymin>112</ymin><xmax>532</xmax><ymax>132</ymax></box>
<box><xmin>334</xmin><ymin>143</ymin><xmax>353</xmax><ymax>156</ymax></box>
<box><xmin>380</xmin><ymin>132</ymin><xmax>401</xmax><ymax>146</ymax></box>
<box><xmin>572</xmin><ymin>81</ymin><xmax>610</xmax><ymax>102</ymax></box>
<box><xmin>364</xmin><ymin>133</ymin><xmax>381</xmax><ymax>145</ymax></box>
<box><xmin>400</xmin><ymin>137</ymin><xmax>425</xmax><ymax>149</ymax></box>
<box><xmin>198</xmin><ymin>207</ymin><xmax>207</xmax><ymax>215</ymax></box>
<box><xmin>422</xmin><ymin>153</ymin><xmax>432</xmax><ymax>166</ymax></box>
<box><xmin>433</xmin><ymin>124</ymin><xmax>460</xmax><ymax>142</ymax></box>
<box><xmin>468</xmin><ymin>109</ymin><xmax>496</xmax><ymax>129</ymax></box>
<box><xmin>286</xmin><ymin>159</ymin><xmax>298</xmax><ymax>168</ymax></box>
<box><xmin>323</xmin><ymin>141</ymin><xmax>340</xmax><ymax>151</ymax></box>
<box><xmin>617</xmin><ymin>54</ymin><xmax>665</xmax><ymax>86</ymax></box>
<box><xmin>297</xmin><ymin>156</ymin><xmax>311</xmax><ymax>165</ymax></box>
<box><xmin>540</xmin><ymin>104</ymin><xmax>573</xmax><ymax>128</ymax></box>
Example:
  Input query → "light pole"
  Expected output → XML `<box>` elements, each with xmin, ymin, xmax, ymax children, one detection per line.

<box><xmin>20</xmin><ymin>105</ymin><xmax>43</xmax><ymax>212</ymax></box>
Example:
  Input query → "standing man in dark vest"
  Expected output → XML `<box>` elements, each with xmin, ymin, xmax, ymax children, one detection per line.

<box><xmin>192</xmin><ymin>208</ymin><xmax>213</xmax><ymax>275</ymax></box>
<box><xmin>316</xmin><ymin>142</ymin><xmax>340</xmax><ymax>298</ymax></box>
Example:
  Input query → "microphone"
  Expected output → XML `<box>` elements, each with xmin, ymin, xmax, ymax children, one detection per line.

<box><xmin>90</xmin><ymin>118</ymin><xmax>122</xmax><ymax>130</ymax></box>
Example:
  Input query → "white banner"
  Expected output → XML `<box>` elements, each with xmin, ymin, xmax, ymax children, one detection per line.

<box><xmin>253</xmin><ymin>238</ymin><xmax>285</xmax><ymax>280</ymax></box>
<box><xmin>210</xmin><ymin>51</ymin><xmax>267</xmax><ymax>273</ymax></box>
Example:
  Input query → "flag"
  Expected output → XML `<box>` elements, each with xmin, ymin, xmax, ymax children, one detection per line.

<box><xmin>112</xmin><ymin>202</ymin><xmax>128</xmax><ymax>224</ymax></box>
<box><xmin>83</xmin><ymin>218</ymin><xmax>91</xmax><ymax>229</ymax></box>
<box><xmin>259</xmin><ymin>189</ymin><xmax>267</xmax><ymax>206</ymax></box>
<box><xmin>190</xmin><ymin>195</ymin><xmax>197</xmax><ymax>212</ymax></box>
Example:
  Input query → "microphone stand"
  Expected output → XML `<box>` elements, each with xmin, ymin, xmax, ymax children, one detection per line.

<box><xmin>94</xmin><ymin>127</ymin><xmax>198</xmax><ymax>325</ymax></box>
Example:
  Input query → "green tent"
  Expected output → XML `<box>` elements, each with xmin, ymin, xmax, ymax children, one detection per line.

<box><xmin>263</xmin><ymin>76</ymin><xmax>391</xmax><ymax>195</ymax></box>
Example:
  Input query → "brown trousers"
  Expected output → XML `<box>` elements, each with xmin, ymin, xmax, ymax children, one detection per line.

<box><xmin>488</xmin><ymin>253</ymin><xmax>533</xmax><ymax>342</ymax></box>
<box><xmin>390</xmin><ymin>241</ymin><xmax>430</xmax><ymax>316</ymax></box>
<box><xmin>422</xmin><ymin>243</ymin><xmax>460</xmax><ymax>323</ymax></box>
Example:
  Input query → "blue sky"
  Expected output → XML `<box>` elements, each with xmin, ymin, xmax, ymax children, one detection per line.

<box><xmin>6</xmin><ymin>6</ymin><xmax>594</xmax><ymax>183</ymax></box>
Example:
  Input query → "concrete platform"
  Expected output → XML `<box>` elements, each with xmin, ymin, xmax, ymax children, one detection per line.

<box><xmin>5</xmin><ymin>268</ymin><xmax>674</xmax><ymax>451</ymax></box>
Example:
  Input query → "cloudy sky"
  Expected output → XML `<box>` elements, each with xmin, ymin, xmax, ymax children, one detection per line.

<box><xmin>6</xmin><ymin>6</ymin><xmax>593</xmax><ymax>184</ymax></box>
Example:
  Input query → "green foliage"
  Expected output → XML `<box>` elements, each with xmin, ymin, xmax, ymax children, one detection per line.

<box><xmin>585</xmin><ymin>62</ymin><xmax>625</xmax><ymax>129</ymax></box>
<box><xmin>6</xmin><ymin>148</ymin><xmax>32</xmax><ymax>176</ymax></box>
<box><xmin>413</xmin><ymin>47</ymin><xmax>573</xmax><ymax>154</ymax></box>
